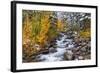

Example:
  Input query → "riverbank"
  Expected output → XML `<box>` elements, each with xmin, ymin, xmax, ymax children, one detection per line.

<box><xmin>23</xmin><ymin>32</ymin><xmax>91</xmax><ymax>62</ymax></box>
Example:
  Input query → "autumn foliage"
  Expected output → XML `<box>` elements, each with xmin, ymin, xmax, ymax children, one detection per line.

<box><xmin>22</xmin><ymin>10</ymin><xmax>64</xmax><ymax>59</ymax></box>
<box><xmin>22</xmin><ymin>10</ymin><xmax>91</xmax><ymax>61</ymax></box>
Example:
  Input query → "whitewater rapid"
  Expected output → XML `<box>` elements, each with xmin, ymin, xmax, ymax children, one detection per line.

<box><xmin>36</xmin><ymin>33</ymin><xmax>74</xmax><ymax>62</ymax></box>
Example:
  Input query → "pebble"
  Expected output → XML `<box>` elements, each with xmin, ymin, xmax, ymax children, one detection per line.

<box><xmin>78</xmin><ymin>56</ymin><xmax>84</xmax><ymax>60</ymax></box>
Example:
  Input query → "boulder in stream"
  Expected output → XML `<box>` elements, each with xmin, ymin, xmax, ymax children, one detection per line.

<box><xmin>49</xmin><ymin>47</ymin><xmax>57</xmax><ymax>53</ymax></box>
<box><xmin>64</xmin><ymin>50</ymin><xmax>74</xmax><ymax>60</ymax></box>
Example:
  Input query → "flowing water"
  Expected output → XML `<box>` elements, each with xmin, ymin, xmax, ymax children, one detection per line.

<box><xmin>36</xmin><ymin>33</ymin><xmax>74</xmax><ymax>62</ymax></box>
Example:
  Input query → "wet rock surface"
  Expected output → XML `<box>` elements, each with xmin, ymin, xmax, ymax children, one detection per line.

<box><xmin>64</xmin><ymin>41</ymin><xmax>91</xmax><ymax>60</ymax></box>
<box><xmin>64</xmin><ymin>50</ymin><xmax>74</xmax><ymax>60</ymax></box>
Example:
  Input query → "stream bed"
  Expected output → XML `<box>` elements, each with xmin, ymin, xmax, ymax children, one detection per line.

<box><xmin>35</xmin><ymin>33</ymin><xmax>75</xmax><ymax>62</ymax></box>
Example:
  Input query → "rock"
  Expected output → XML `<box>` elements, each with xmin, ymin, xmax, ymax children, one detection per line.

<box><xmin>75</xmin><ymin>51</ymin><xmax>81</xmax><ymax>55</ymax></box>
<box><xmin>67</xmin><ymin>50</ymin><xmax>73</xmax><ymax>54</ymax></box>
<box><xmin>81</xmin><ymin>42</ymin><xmax>87</xmax><ymax>47</ymax></box>
<box><xmin>84</xmin><ymin>54</ymin><xmax>91</xmax><ymax>59</ymax></box>
<box><xmin>74</xmin><ymin>37</ymin><xmax>80</xmax><ymax>43</ymax></box>
<box><xmin>72</xmin><ymin>46</ymin><xmax>81</xmax><ymax>52</ymax></box>
<box><xmin>87</xmin><ymin>42</ymin><xmax>91</xmax><ymax>48</ymax></box>
<box><xmin>57</xmin><ymin>37</ymin><xmax>62</xmax><ymax>41</ymax></box>
<box><xmin>72</xmin><ymin>42</ymin><xmax>75</xmax><ymax>45</ymax></box>
<box><xmin>65</xmin><ymin>44</ymin><xmax>68</xmax><ymax>47</ymax></box>
<box><xmin>53</xmin><ymin>45</ymin><xmax>57</xmax><ymax>48</ymax></box>
<box><xmin>41</xmin><ymin>49</ymin><xmax>49</xmax><ymax>54</ymax></box>
<box><xmin>79</xmin><ymin>37</ymin><xmax>86</xmax><ymax>42</ymax></box>
<box><xmin>74</xmin><ymin>42</ymin><xmax>83</xmax><ymax>47</ymax></box>
<box><xmin>78</xmin><ymin>56</ymin><xmax>84</xmax><ymax>60</ymax></box>
<box><xmin>57</xmin><ymin>33</ymin><xmax>63</xmax><ymax>39</ymax></box>
<box><xmin>33</xmin><ymin>55</ymin><xmax>46</xmax><ymax>62</ymax></box>
<box><xmin>85</xmin><ymin>38</ymin><xmax>90</xmax><ymax>42</ymax></box>
<box><xmin>66</xmin><ymin>31</ymin><xmax>71</xmax><ymax>34</ymax></box>
<box><xmin>66</xmin><ymin>35</ymin><xmax>74</xmax><ymax>39</ymax></box>
<box><xmin>63</xmin><ymin>40</ymin><xmax>67</xmax><ymax>43</ymax></box>
<box><xmin>49</xmin><ymin>48</ymin><xmax>57</xmax><ymax>53</ymax></box>
<box><xmin>87</xmin><ymin>49</ymin><xmax>91</xmax><ymax>54</ymax></box>
<box><xmin>80</xmin><ymin>46</ymin><xmax>87</xmax><ymax>52</ymax></box>
<box><xmin>64</xmin><ymin>50</ymin><xmax>74</xmax><ymax>60</ymax></box>
<box><xmin>74</xmin><ymin>43</ymin><xmax>79</xmax><ymax>47</ymax></box>
<box><xmin>81</xmin><ymin>52</ymin><xmax>86</xmax><ymax>55</ymax></box>
<box><xmin>31</xmin><ymin>55</ymin><xmax>36</xmax><ymax>59</ymax></box>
